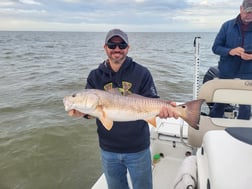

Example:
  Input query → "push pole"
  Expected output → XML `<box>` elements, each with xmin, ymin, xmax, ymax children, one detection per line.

<box><xmin>193</xmin><ymin>37</ymin><xmax>201</xmax><ymax>100</ymax></box>
<box><xmin>180</xmin><ymin>36</ymin><xmax>202</xmax><ymax>150</ymax></box>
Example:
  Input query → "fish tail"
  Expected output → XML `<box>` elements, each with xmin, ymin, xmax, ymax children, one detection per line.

<box><xmin>179</xmin><ymin>99</ymin><xmax>204</xmax><ymax>130</ymax></box>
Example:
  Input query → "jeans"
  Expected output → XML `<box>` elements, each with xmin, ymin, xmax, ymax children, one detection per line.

<box><xmin>209</xmin><ymin>103</ymin><xmax>251</xmax><ymax>120</ymax></box>
<box><xmin>101</xmin><ymin>148</ymin><xmax>152</xmax><ymax>189</ymax></box>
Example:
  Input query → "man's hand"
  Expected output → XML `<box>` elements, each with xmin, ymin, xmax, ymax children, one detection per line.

<box><xmin>229</xmin><ymin>47</ymin><xmax>252</xmax><ymax>60</ymax></box>
<box><xmin>68</xmin><ymin>109</ymin><xmax>85</xmax><ymax>117</ymax></box>
<box><xmin>229</xmin><ymin>47</ymin><xmax>245</xmax><ymax>56</ymax></box>
<box><xmin>241</xmin><ymin>52</ymin><xmax>252</xmax><ymax>60</ymax></box>
<box><xmin>158</xmin><ymin>102</ymin><xmax>179</xmax><ymax>119</ymax></box>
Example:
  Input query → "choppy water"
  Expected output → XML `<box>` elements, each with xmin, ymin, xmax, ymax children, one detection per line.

<box><xmin>0</xmin><ymin>31</ymin><xmax>218</xmax><ymax>189</ymax></box>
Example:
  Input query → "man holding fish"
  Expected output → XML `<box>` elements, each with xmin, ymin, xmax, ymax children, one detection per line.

<box><xmin>64</xmin><ymin>29</ymin><xmax>202</xmax><ymax>189</ymax></box>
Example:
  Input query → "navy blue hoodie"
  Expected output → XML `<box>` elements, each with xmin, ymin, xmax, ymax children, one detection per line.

<box><xmin>86</xmin><ymin>56</ymin><xmax>158</xmax><ymax>153</ymax></box>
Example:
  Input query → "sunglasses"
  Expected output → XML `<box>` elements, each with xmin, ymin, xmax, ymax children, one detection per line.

<box><xmin>106</xmin><ymin>42</ymin><xmax>128</xmax><ymax>50</ymax></box>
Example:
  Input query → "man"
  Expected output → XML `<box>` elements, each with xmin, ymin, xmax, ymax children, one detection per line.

<box><xmin>68</xmin><ymin>29</ymin><xmax>178</xmax><ymax>189</ymax></box>
<box><xmin>209</xmin><ymin>0</ymin><xmax>252</xmax><ymax>119</ymax></box>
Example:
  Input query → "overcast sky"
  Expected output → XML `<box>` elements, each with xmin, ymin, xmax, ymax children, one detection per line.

<box><xmin>0</xmin><ymin>0</ymin><xmax>243</xmax><ymax>32</ymax></box>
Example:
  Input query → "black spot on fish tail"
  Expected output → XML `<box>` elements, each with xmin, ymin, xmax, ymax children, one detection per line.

<box><xmin>180</xmin><ymin>99</ymin><xmax>205</xmax><ymax>130</ymax></box>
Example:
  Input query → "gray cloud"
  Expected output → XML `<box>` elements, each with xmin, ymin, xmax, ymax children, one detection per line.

<box><xmin>0</xmin><ymin>0</ymin><xmax>242</xmax><ymax>31</ymax></box>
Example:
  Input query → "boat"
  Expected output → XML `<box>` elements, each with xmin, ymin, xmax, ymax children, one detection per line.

<box><xmin>91</xmin><ymin>37</ymin><xmax>252</xmax><ymax>189</ymax></box>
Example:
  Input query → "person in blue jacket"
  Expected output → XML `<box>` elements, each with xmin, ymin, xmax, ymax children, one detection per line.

<box><xmin>68</xmin><ymin>29</ymin><xmax>178</xmax><ymax>189</ymax></box>
<box><xmin>209</xmin><ymin>0</ymin><xmax>252</xmax><ymax>120</ymax></box>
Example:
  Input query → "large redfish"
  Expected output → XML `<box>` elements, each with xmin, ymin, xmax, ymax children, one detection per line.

<box><xmin>63</xmin><ymin>89</ymin><xmax>204</xmax><ymax>130</ymax></box>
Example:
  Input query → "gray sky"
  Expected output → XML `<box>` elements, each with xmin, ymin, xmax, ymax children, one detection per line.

<box><xmin>0</xmin><ymin>0</ymin><xmax>243</xmax><ymax>32</ymax></box>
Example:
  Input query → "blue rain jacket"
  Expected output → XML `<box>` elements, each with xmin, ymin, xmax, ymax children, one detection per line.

<box><xmin>212</xmin><ymin>15</ymin><xmax>252</xmax><ymax>79</ymax></box>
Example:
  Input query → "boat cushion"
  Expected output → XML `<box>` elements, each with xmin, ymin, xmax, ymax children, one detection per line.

<box><xmin>198</xmin><ymin>130</ymin><xmax>252</xmax><ymax>188</ymax></box>
<box><xmin>226</xmin><ymin>127</ymin><xmax>252</xmax><ymax>145</ymax></box>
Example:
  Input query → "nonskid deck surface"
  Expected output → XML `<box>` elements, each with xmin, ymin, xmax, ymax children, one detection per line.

<box><xmin>152</xmin><ymin>155</ymin><xmax>185</xmax><ymax>189</ymax></box>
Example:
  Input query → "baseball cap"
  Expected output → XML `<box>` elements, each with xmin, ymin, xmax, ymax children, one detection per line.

<box><xmin>243</xmin><ymin>0</ymin><xmax>252</xmax><ymax>12</ymax></box>
<box><xmin>105</xmin><ymin>29</ymin><xmax>129</xmax><ymax>44</ymax></box>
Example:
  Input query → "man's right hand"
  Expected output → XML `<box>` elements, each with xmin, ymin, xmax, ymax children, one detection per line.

<box><xmin>68</xmin><ymin>109</ymin><xmax>85</xmax><ymax>117</ymax></box>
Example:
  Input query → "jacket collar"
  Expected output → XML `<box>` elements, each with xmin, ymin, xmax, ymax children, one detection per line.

<box><xmin>235</xmin><ymin>14</ymin><xmax>252</xmax><ymax>31</ymax></box>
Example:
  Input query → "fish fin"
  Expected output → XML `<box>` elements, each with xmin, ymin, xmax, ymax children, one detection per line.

<box><xmin>107</xmin><ymin>88</ymin><xmax>122</xmax><ymax>95</ymax></box>
<box><xmin>128</xmin><ymin>93</ymin><xmax>145</xmax><ymax>98</ymax></box>
<box><xmin>178</xmin><ymin>99</ymin><xmax>205</xmax><ymax>130</ymax></box>
<box><xmin>108</xmin><ymin>88</ymin><xmax>149</xmax><ymax>98</ymax></box>
<box><xmin>146</xmin><ymin>117</ymin><xmax>157</xmax><ymax>127</ymax></box>
<box><xmin>107</xmin><ymin>88</ymin><xmax>132</xmax><ymax>96</ymax></box>
<box><xmin>99</xmin><ymin>117</ymin><xmax>114</xmax><ymax>130</ymax></box>
<box><xmin>97</xmin><ymin>106</ymin><xmax>114</xmax><ymax>130</ymax></box>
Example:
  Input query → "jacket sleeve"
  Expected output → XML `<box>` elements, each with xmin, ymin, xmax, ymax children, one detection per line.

<box><xmin>139</xmin><ymin>68</ymin><xmax>159</xmax><ymax>98</ymax></box>
<box><xmin>212</xmin><ymin>22</ymin><xmax>233</xmax><ymax>56</ymax></box>
<box><xmin>85</xmin><ymin>70</ymin><xmax>96</xmax><ymax>89</ymax></box>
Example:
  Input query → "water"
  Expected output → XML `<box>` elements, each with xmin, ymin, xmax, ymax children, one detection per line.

<box><xmin>0</xmin><ymin>31</ymin><xmax>218</xmax><ymax>189</ymax></box>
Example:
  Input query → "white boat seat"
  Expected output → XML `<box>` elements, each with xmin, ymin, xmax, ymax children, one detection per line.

<box><xmin>188</xmin><ymin>79</ymin><xmax>252</xmax><ymax>147</ymax></box>
<box><xmin>197</xmin><ymin>129</ymin><xmax>252</xmax><ymax>189</ymax></box>
<box><xmin>188</xmin><ymin>115</ymin><xmax>252</xmax><ymax>147</ymax></box>
<box><xmin>226</xmin><ymin>127</ymin><xmax>252</xmax><ymax>145</ymax></box>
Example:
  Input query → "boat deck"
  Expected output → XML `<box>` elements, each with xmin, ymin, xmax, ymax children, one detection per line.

<box><xmin>92</xmin><ymin>117</ymin><xmax>192</xmax><ymax>189</ymax></box>
<box><xmin>153</xmin><ymin>155</ymin><xmax>184</xmax><ymax>189</ymax></box>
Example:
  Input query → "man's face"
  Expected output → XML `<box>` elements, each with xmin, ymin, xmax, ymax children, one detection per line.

<box><xmin>240</xmin><ymin>6</ymin><xmax>252</xmax><ymax>24</ymax></box>
<box><xmin>104</xmin><ymin>36</ymin><xmax>129</xmax><ymax>65</ymax></box>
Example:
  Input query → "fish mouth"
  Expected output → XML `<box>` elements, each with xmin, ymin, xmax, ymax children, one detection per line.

<box><xmin>63</xmin><ymin>97</ymin><xmax>72</xmax><ymax>111</ymax></box>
